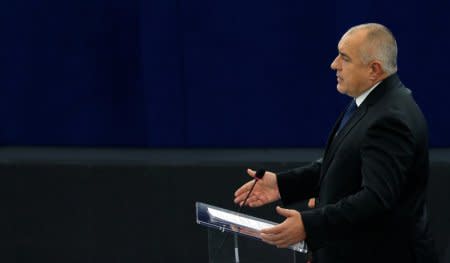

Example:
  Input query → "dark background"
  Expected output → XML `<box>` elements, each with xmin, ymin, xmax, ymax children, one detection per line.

<box><xmin>1</xmin><ymin>0</ymin><xmax>450</xmax><ymax>147</ymax></box>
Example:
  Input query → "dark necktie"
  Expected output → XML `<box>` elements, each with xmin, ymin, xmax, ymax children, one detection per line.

<box><xmin>336</xmin><ymin>99</ymin><xmax>357</xmax><ymax>133</ymax></box>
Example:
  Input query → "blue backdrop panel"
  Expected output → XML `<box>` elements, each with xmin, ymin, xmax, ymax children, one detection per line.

<box><xmin>1</xmin><ymin>0</ymin><xmax>146</xmax><ymax>146</ymax></box>
<box><xmin>1</xmin><ymin>0</ymin><xmax>450</xmax><ymax>147</ymax></box>
<box><xmin>140</xmin><ymin>0</ymin><xmax>185</xmax><ymax>146</ymax></box>
<box><xmin>183</xmin><ymin>1</ymin><xmax>338</xmax><ymax>147</ymax></box>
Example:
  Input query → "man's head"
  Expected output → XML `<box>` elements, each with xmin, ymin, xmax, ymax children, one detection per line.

<box><xmin>331</xmin><ymin>23</ymin><xmax>398</xmax><ymax>98</ymax></box>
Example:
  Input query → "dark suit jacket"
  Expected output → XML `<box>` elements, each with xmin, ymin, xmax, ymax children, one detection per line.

<box><xmin>277</xmin><ymin>74</ymin><xmax>437</xmax><ymax>263</ymax></box>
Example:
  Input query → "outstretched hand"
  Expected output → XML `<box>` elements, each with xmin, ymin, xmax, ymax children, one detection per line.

<box><xmin>260</xmin><ymin>206</ymin><xmax>306</xmax><ymax>248</ymax></box>
<box><xmin>233</xmin><ymin>168</ymin><xmax>281</xmax><ymax>207</ymax></box>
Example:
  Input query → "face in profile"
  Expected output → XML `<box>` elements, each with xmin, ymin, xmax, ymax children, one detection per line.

<box><xmin>330</xmin><ymin>30</ymin><xmax>373</xmax><ymax>98</ymax></box>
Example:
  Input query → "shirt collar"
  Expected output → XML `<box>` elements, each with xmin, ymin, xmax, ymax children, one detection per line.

<box><xmin>355</xmin><ymin>81</ymin><xmax>381</xmax><ymax>107</ymax></box>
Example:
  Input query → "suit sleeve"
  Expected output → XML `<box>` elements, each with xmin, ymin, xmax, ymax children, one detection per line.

<box><xmin>276</xmin><ymin>158</ymin><xmax>322</xmax><ymax>205</ymax></box>
<box><xmin>301</xmin><ymin>116</ymin><xmax>416</xmax><ymax>249</ymax></box>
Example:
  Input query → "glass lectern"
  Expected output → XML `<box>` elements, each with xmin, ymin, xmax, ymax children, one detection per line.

<box><xmin>196</xmin><ymin>202</ymin><xmax>308</xmax><ymax>263</ymax></box>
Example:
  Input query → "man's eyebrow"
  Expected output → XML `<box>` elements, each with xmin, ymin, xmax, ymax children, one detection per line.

<box><xmin>339</xmin><ymin>51</ymin><xmax>351</xmax><ymax>60</ymax></box>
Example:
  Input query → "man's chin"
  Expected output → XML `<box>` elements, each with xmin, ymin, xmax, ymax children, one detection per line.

<box><xmin>336</xmin><ymin>84</ymin><xmax>346</xmax><ymax>95</ymax></box>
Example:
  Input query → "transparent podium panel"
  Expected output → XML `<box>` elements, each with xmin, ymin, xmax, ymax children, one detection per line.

<box><xmin>196</xmin><ymin>202</ymin><xmax>308</xmax><ymax>263</ymax></box>
<box><xmin>207</xmin><ymin>228</ymin><xmax>299</xmax><ymax>263</ymax></box>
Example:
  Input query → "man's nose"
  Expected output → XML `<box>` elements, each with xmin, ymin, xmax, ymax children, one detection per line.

<box><xmin>330</xmin><ymin>56</ymin><xmax>339</xmax><ymax>70</ymax></box>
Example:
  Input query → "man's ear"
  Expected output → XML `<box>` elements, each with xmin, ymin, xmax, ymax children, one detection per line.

<box><xmin>369</xmin><ymin>61</ymin><xmax>384</xmax><ymax>81</ymax></box>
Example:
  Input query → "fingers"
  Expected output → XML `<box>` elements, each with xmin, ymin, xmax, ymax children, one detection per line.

<box><xmin>260</xmin><ymin>225</ymin><xmax>291</xmax><ymax>248</ymax></box>
<box><xmin>260</xmin><ymin>209</ymin><xmax>291</xmax><ymax>235</ymax></box>
<box><xmin>234</xmin><ymin>168</ymin><xmax>277</xmax><ymax>207</ymax></box>
<box><xmin>260</xmin><ymin>207</ymin><xmax>305</xmax><ymax>248</ymax></box>
<box><xmin>308</xmin><ymin>198</ymin><xmax>316</xmax><ymax>208</ymax></box>
<box><xmin>234</xmin><ymin>181</ymin><xmax>253</xmax><ymax>204</ymax></box>
<box><xmin>233</xmin><ymin>168</ymin><xmax>257</xmax><ymax>205</ymax></box>
<box><xmin>234</xmin><ymin>191</ymin><xmax>265</xmax><ymax>207</ymax></box>
<box><xmin>275</xmin><ymin>206</ymin><xmax>296</xmax><ymax>217</ymax></box>
<box><xmin>246</xmin><ymin>192</ymin><xmax>268</xmax><ymax>206</ymax></box>
<box><xmin>260</xmin><ymin>224</ymin><xmax>283</xmax><ymax>235</ymax></box>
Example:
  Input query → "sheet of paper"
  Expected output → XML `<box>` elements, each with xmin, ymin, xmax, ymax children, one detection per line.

<box><xmin>207</xmin><ymin>207</ymin><xmax>274</xmax><ymax>231</ymax></box>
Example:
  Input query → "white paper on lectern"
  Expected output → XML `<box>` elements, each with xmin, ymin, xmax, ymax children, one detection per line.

<box><xmin>207</xmin><ymin>207</ymin><xmax>274</xmax><ymax>231</ymax></box>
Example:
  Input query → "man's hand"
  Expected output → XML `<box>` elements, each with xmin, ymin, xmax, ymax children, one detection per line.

<box><xmin>234</xmin><ymin>169</ymin><xmax>280</xmax><ymax>207</ymax></box>
<box><xmin>260</xmin><ymin>206</ymin><xmax>306</xmax><ymax>248</ymax></box>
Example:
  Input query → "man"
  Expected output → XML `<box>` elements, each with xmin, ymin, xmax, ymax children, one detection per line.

<box><xmin>234</xmin><ymin>23</ymin><xmax>437</xmax><ymax>263</ymax></box>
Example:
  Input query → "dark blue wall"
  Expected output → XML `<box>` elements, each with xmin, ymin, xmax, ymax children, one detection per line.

<box><xmin>2</xmin><ymin>0</ymin><xmax>450</xmax><ymax>147</ymax></box>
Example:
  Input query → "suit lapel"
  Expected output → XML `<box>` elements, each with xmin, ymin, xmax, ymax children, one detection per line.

<box><xmin>320</xmin><ymin>105</ymin><xmax>367</xmax><ymax>182</ymax></box>
<box><xmin>322</xmin><ymin>109</ymin><xmax>345</xmax><ymax>162</ymax></box>
<box><xmin>332</xmin><ymin>105</ymin><xmax>367</xmax><ymax>150</ymax></box>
